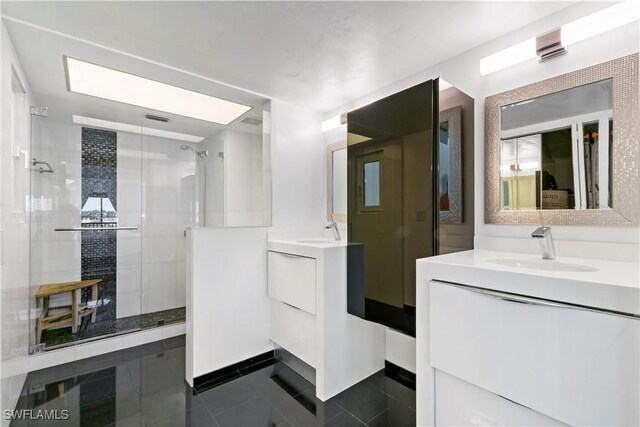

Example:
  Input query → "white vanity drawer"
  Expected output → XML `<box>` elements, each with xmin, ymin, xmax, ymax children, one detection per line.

<box><xmin>270</xmin><ymin>299</ymin><xmax>315</xmax><ymax>367</ymax></box>
<box><xmin>430</xmin><ymin>280</ymin><xmax>640</xmax><ymax>427</ymax></box>
<box><xmin>268</xmin><ymin>250</ymin><xmax>316</xmax><ymax>314</ymax></box>
<box><xmin>435</xmin><ymin>369</ymin><xmax>566</xmax><ymax>426</ymax></box>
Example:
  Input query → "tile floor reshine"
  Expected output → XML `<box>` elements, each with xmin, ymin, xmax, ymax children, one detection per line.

<box><xmin>12</xmin><ymin>336</ymin><xmax>416</xmax><ymax>427</ymax></box>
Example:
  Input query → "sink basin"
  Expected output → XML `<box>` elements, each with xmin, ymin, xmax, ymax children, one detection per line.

<box><xmin>484</xmin><ymin>257</ymin><xmax>598</xmax><ymax>273</ymax></box>
<box><xmin>297</xmin><ymin>239</ymin><xmax>340</xmax><ymax>244</ymax></box>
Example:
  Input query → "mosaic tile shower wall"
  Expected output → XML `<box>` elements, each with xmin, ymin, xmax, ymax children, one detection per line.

<box><xmin>81</xmin><ymin>127</ymin><xmax>117</xmax><ymax>326</ymax></box>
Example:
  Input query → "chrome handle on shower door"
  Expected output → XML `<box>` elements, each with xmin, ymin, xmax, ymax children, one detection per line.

<box><xmin>54</xmin><ymin>227</ymin><xmax>139</xmax><ymax>231</ymax></box>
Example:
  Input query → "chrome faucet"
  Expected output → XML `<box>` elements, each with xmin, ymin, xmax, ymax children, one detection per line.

<box><xmin>531</xmin><ymin>226</ymin><xmax>556</xmax><ymax>260</ymax></box>
<box><xmin>326</xmin><ymin>217</ymin><xmax>341</xmax><ymax>241</ymax></box>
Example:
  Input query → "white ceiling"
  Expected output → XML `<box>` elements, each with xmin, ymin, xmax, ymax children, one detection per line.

<box><xmin>1</xmin><ymin>1</ymin><xmax>578</xmax><ymax>113</ymax></box>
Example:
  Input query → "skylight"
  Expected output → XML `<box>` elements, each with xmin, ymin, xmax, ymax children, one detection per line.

<box><xmin>65</xmin><ymin>57</ymin><xmax>252</xmax><ymax>125</ymax></box>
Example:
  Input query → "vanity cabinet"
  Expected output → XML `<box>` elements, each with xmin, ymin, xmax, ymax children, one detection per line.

<box><xmin>430</xmin><ymin>280</ymin><xmax>639</xmax><ymax>426</ymax></box>
<box><xmin>435</xmin><ymin>369</ymin><xmax>566</xmax><ymax>426</ymax></box>
<box><xmin>266</xmin><ymin>239</ymin><xmax>385</xmax><ymax>401</ymax></box>
<box><xmin>267</xmin><ymin>251</ymin><xmax>316</xmax><ymax>314</ymax></box>
<box><xmin>268</xmin><ymin>250</ymin><xmax>317</xmax><ymax>366</ymax></box>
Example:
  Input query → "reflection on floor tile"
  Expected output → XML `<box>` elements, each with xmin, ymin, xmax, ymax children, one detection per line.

<box><xmin>13</xmin><ymin>336</ymin><xmax>415</xmax><ymax>426</ymax></box>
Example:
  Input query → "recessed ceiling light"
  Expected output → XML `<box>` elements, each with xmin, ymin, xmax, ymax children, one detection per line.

<box><xmin>65</xmin><ymin>57</ymin><xmax>252</xmax><ymax>125</ymax></box>
<box><xmin>72</xmin><ymin>115</ymin><xmax>205</xmax><ymax>143</ymax></box>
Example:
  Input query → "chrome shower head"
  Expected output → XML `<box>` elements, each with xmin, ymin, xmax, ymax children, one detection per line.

<box><xmin>181</xmin><ymin>145</ymin><xmax>208</xmax><ymax>158</ymax></box>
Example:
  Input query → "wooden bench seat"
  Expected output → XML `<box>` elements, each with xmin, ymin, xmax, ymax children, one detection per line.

<box><xmin>36</xmin><ymin>279</ymin><xmax>103</xmax><ymax>344</ymax></box>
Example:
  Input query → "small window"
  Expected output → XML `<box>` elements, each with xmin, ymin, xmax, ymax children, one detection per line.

<box><xmin>363</xmin><ymin>161</ymin><xmax>380</xmax><ymax>207</ymax></box>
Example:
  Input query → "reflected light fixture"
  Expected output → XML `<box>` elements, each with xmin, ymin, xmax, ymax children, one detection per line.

<box><xmin>65</xmin><ymin>57</ymin><xmax>252</xmax><ymax>125</ymax></box>
<box><xmin>439</xmin><ymin>79</ymin><xmax>453</xmax><ymax>91</ymax></box>
<box><xmin>480</xmin><ymin>0</ymin><xmax>639</xmax><ymax>76</ymax></box>
<box><xmin>72</xmin><ymin>115</ymin><xmax>205</xmax><ymax>143</ymax></box>
<box><xmin>322</xmin><ymin>115</ymin><xmax>345</xmax><ymax>132</ymax></box>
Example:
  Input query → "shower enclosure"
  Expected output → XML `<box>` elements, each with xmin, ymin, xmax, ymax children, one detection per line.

<box><xmin>28</xmin><ymin>110</ymin><xmax>203</xmax><ymax>351</ymax></box>
<box><xmin>5</xmin><ymin>17</ymin><xmax>269</xmax><ymax>353</ymax></box>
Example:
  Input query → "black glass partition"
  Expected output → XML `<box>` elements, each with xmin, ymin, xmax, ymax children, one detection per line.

<box><xmin>346</xmin><ymin>80</ymin><xmax>439</xmax><ymax>337</ymax></box>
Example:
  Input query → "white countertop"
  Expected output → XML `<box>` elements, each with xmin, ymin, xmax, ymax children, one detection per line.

<box><xmin>268</xmin><ymin>238</ymin><xmax>348</xmax><ymax>258</ymax></box>
<box><xmin>418</xmin><ymin>249</ymin><xmax>640</xmax><ymax>316</ymax></box>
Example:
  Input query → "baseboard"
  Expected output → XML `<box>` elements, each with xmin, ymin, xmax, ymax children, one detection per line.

<box><xmin>193</xmin><ymin>350</ymin><xmax>275</xmax><ymax>390</ymax></box>
<box><xmin>385</xmin><ymin>360</ymin><xmax>416</xmax><ymax>390</ymax></box>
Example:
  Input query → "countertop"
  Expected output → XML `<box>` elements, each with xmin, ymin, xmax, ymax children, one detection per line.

<box><xmin>418</xmin><ymin>249</ymin><xmax>639</xmax><ymax>316</ymax></box>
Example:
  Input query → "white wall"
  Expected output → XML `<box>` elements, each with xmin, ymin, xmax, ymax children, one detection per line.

<box><xmin>224</xmin><ymin>130</ymin><xmax>264</xmax><ymax>227</ymax></box>
<box><xmin>117</xmin><ymin>132</ymin><xmax>196</xmax><ymax>317</ymax></box>
<box><xmin>187</xmin><ymin>227</ymin><xmax>271</xmax><ymax>382</ymax></box>
<box><xmin>199</xmin><ymin>128</ymin><xmax>267</xmax><ymax>228</ymax></box>
<box><xmin>139</xmin><ymin>135</ymin><xmax>195</xmax><ymax>315</ymax></box>
<box><xmin>323</xmin><ymin>2</ymin><xmax>640</xmax><ymax>372</ymax></box>
<box><xmin>271</xmin><ymin>99</ymin><xmax>324</xmax><ymax>229</ymax></box>
<box><xmin>30</xmin><ymin>121</ymin><xmax>82</xmax><ymax>290</ymax></box>
<box><xmin>0</xmin><ymin>22</ymin><xmax>32</xmax><ymax>426</ymax></box>
<box><xmin>187</xmin><ymin>98</ymin><xmax>324</xmax><ymax>382</ymax></box>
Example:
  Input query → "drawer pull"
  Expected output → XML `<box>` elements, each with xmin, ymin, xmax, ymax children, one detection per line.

<box><xmin>282</xmin><ymin>301</ymin><xmax>303</xmax><ymax>311</ymax></box>
<box><xmin>270</xmin><ymin>251</ymin><xmax>314</xmax><ymax>259</ymax></box>
<box><xmin>440</xmin><ymin>282</ymin><xmax>639</xmax><ymax>320</ymax></box>
<box><xmin>277</xmin><ymin>253</ymin><xmax>303</xmax><ymax>258</ymax></box>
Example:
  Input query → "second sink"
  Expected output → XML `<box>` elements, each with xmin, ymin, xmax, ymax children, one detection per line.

<box><xmin>484</xmin><ymin>257</ymin><xmax>598</xmax><ymax>273</ymax></box>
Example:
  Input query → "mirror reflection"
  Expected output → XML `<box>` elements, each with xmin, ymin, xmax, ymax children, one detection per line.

<box><xmin>439</xmin><ymin>121</ymin><xmax>450</xmax><ymax>211</ymax></box>
<box><xmin>499</xmin><ymin>79</ymin><xmax>612</xmax><ymax>210</ymax></box>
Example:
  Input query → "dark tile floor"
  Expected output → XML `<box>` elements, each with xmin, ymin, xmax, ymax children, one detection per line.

<box><xmin>12</xmin><ymin>336</ymin><xmax>415</xmax><ymax>427</ymax></box>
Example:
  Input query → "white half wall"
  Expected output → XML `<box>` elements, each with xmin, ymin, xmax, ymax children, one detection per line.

<box><xmin>186</xmin><ymin>227</ymin><xmax>272</xmax><ymax>383</ymax></box>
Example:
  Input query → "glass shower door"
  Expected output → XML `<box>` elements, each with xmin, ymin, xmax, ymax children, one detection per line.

<box><xmin>29</xmin><ymin>108</ymin><xmax>143</xmax><ymax>351</ymax></box>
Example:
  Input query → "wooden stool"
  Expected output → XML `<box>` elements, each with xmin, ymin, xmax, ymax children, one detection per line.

<box><xmin>35</xmin><ymin>279</ymin><xmax>103</xmax><ymax>344</ymax></box>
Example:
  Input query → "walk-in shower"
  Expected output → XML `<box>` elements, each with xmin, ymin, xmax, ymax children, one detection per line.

<box><xmin>5</xmin><ymin>18</ymin><xmax>268</xmax><ymax>353</ymax></box>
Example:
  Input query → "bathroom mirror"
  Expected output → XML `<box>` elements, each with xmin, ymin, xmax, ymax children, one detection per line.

<box><xmin>327</xmin><ymin>141</ymin><xmax>347</xmax><ymax>222</ymax></box>
<box><xmin>439</xmin><ymin>105</ymin><xmax>462</xmax><ymax>224</ymax></box>
<box><xmin>485</xmin><ymin>54</ymin><xmax>638</xmax><ymax>226</ymax></box>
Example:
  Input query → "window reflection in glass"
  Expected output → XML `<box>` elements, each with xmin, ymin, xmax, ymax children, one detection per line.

<box><xmin>81</xmin><ymin>194</ymin><xmax>117</xmax><ymax>224</ymax></box>
<box><xmin>363</xmin><ymin>161</ymin><xmax>380</xmax><ymax>207</ymax></box>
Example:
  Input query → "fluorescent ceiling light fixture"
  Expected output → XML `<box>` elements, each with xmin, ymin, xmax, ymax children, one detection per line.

<box><xmin>65</xmin><ymin>57</ymin><xmax>251</xmax><ymax>125</ymax></box>
<box><xmin>72</xmin><ymin>115</ymin><xmax>204</xmax><ymax>143</ymax></box>
<box><xmin>480</xmin><ymin>38</ymin><xmax>536</xmax><ymax>76</ymax></box>
<box><xmin>322</xmin><ymin>115</ymin><xmax>343</xmax><ymax>132</ymax></box>
<box><xmin>480</xmin><ymin>0</ymin><xmax>639</xmax><ymax>76</ymax></box>
<box><xmin>562</xmin><ymin>0</ymin><xmax>639</xmax><ymax>47</ymax></box>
